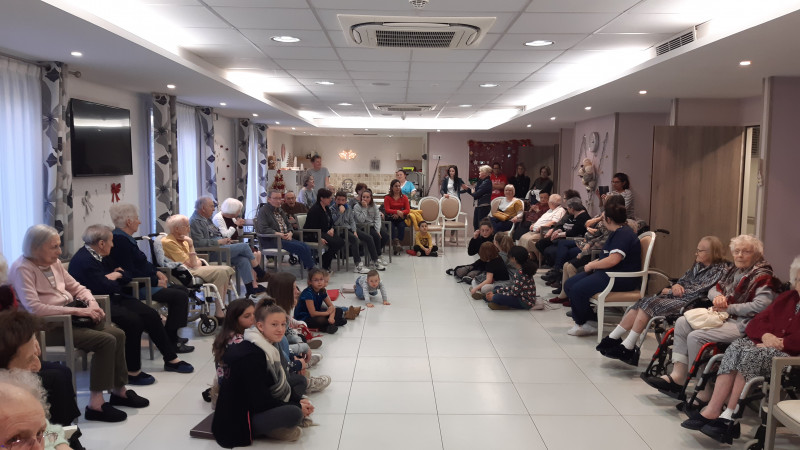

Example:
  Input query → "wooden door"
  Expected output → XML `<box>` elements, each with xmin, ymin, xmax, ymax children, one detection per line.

<box><xmin>650</xmin><ymin>126</ymin><xmax>745</xmax><ymax>277</ymax></box>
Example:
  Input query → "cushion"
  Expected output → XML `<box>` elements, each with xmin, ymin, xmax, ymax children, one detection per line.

<box><xmin>440</xmin><ymin>197</ymin><xmax>460</xmax><ymax>218</ymax></box>
<box><xmin>442</xmin><ymin>221</ymin><xmax>466</xmax><ymax>229</ymax></box>
<box><xmin>592</xmin><ymin>291</ymin><xmax>641</xmax><ymax>303</ymax></box>
<box><xmin>776</xmin><ymin>400</ymin><xmax>800</xmax><ymax>424</ymax></box>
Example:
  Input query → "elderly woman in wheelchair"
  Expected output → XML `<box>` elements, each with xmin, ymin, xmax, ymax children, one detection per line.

<box><xmin>597</xmin><ymin>236</ymin><xmax>730</xmax><ymax>366</ymax></box>
<box><xmin>679</xmin><ymin>255</ymin><xmax>800</xmax><ymax>443</ymax></box>
<box><xmin>643</xmin><ymin>235</ymin><xmax>778</xmax><ymax>397</ymax></box>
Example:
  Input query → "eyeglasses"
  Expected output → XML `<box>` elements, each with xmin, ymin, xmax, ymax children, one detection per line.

<box><xmin>732</xmin><ymin>248</ymin><xmax>755</xmax><ymax>256</ymax></box>
<box><xmin>2</xmin><ymin>430</ymin><xmax>58</xmax><ymax>449</ymax></box>
<box><xmin>695</xmin><ymin>249</ymin><xmax>709</xmax><ymax>254</ymax></box>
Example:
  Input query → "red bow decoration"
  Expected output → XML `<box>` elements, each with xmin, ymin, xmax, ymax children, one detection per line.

<box><xmin>111</xmin><ymin>183</ymin><xmax>121</xmax><ymax>202</ymax></box>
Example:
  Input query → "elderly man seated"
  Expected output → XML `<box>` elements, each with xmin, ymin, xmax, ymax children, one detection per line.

<box><xmin>281</xmin><ymin>190</ymin><xmax>308</xmax><ymax>230</ymax></box>
<box><xmin>162</xmin><ymin>214</ymin><xmax>236</xmax><ymax>321</ymax></box>
<box><xmin>517</xmin><ymin>193</ymin><xmax>564</xmax><ymax>260</ymax></box>
<box><xmin>190</xmin><ymin>196</ymin><xmax>267</xmax><ymax>297</ymax></box>
<box><xmin>256</xmin><ymin>190</ymin><xmax>316</xmax><ymax>270</ymax></box>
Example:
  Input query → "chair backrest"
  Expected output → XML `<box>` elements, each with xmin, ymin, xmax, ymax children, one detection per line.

<box><xmin>418</xmin><ymin>197</ymin><xmax>440</xmax><ymax>222</ymax></box>
<box><xmin>296</xmin><ymin>213</ymin><xmax>307</xmax><ymax>229</ymax></box>
<box><xmin>152</xmin><ymin>234</ymin><xmax>182</xmax><ymax>269</ymax></box>
<box><xmin>636</xmin><ymin>231</ymin><xmax>657</xmax><ymax>295</ymax></box>
<box><xmin>490</xmin><ymin>197</ymin><xmax>502</xmax><ymax>215</ymax></box>
<box><xmin>439</xmin><ymin>196</ymin><xmax>461</xmax><ymax>220</ymax></box>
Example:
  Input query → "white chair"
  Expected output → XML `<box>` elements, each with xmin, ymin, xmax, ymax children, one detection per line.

<box><xmin>589</xmin><ymin>231</ymin><xmax>657</xmax><ymax>343</ymax></box>
<box><xmin>416</xmin><ymin>196</ymin><xmax>443</xmax><ymax>250</ymax></box>
<box><xmin>438</xmin><ymin>195</ymin><xmax>469</xmax><ymax>247</ymax></box>
<box><xmin>765</xmin><ymin>357</ymin><xmax>800</xmax><ymax>449</ymax></box>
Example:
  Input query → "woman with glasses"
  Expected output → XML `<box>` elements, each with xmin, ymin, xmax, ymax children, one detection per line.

<box><xmin>643</xmin><ymin>234</ymin><xmax>778</xmax><ymax>395</ymax></box>
<box><xmin>596</xmin><ymin>236</ymin><xmax>730</xmax><ymax>366</ymax></box>
<box><xmin>601</xmin><ymin>172</ymin><xmax>635</xmax><ymax>218</ymax></box>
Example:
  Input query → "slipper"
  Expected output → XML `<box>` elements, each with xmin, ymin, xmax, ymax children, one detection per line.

<box><xmin>445</xmin><ymin>269</ymin><xmax>454</xmax><ymax>275</ymax></box>
<box><xmin>643</xmin><ymin>374</ymin><xmax>682</xmax><ymax>394</ymax></box>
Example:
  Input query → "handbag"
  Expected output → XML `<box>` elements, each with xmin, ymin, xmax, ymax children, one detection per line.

<box><xmin>684</xmin><ymin>307</ymin><xmax>730</xmax><ymax>330</ymax></box>
<box><xmin>65</xmin><ymin>299</ymin><xmax>94</xmax><ymax>328</ymax></box>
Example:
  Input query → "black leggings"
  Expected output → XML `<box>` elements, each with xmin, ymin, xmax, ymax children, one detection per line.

<box><xmin>151</xmin><ymin>287</ymin><xmax>189</xmax><ymax>343</ymax></box>
<box><xmin>251</xmin><ymin>405</ymin><xmax>304</xmax><ymax>437</ymax></box>
<box><xmin>413</xmin><ymin>245</ymin><xmax>439</xmax><ymax>255</ymax></box>
<box><xmin>306</xmin><ymin>308</ymin><xmax>347</xmax><ymax>331</ymax></box>
<box><xmin>39</xmin><ymin>362</ymin><xmax>80</xmax><ymax>426</ymax></box>
<box><xmin>110</xmin><ymin>294</ymin><xmax>177</xmax><ymax>370</ymax></box>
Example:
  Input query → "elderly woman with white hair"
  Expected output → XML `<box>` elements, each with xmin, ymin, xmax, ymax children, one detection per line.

<box><xmin>162</xmin><ymin>214</ymin><xmax>235</xmax><ymax>320</ymax></box>
<box><xmin>644</xmin><ymin>234</ymin><xmax>778</xmax><ymax>395</ymax></box>
<box><xmin>680</xmin><ymin>255</ymin><xmax>800</xmax><ymax>442</ymax></box>
<box><xmin>108</xmin><ymin>203</ymin><xmax>192</xmax><ymax>353</ymax></box>
<box><xmin>213</xmin><ymin>198</ymin><xmax>245</xmax><ymax>240</ymax></box>
<box><xmin>0</xmin><ymin>369</ymin><xmax>71</xmax><ymax>450</ymax></box>
<box><xmin>8</xmin><ymin>225</ymin><xmax>148</xmax><ymax>423</ymax></box>
<box><xmin>465</xmin><ymin>165</ymin><xmax>494</xmax><ymax>231</ymax></box>
<box><xmin>68</xmin><ymin>224</ymin><xmax>194</xmax><ymax>386</ymax></box>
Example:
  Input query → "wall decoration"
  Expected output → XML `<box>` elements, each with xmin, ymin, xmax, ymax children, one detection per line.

<box><xmin>467</xmin><ymin>139</ymin><xmax>531</xmax><ymax>181</ymax></box>
<box><xmin>110</xmin><ymin>183</ymin><xmax>121</xmax><ymax>202</ymax></box>
<box><xmin>151</xmin><ymin>93</ymin><xmax>178</xmax><ymax>232</ymax></box>
<box><xmin>370</xmin><ymin>159</ymin><xmax>380</xmax><ymax>171</ymax></box>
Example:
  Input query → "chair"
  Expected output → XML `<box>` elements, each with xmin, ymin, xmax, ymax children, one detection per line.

<box><xmin>439</xmin><ymin>195</ymin><xmax>469</xmax><ymax>247</ymax></box>
<box><xmin>489</xmin><ymin>197</ymin><xmax>502</xmax><ymax>217</ymax></box>
<box><xmin>415</xmin><ymin>196</ymin><xmax>443</xmax><ymax>250</ymax></box>
<box><xmin>295</xmin><ymin>213</ymin><xmax>329</xmax><ymax>269</ymax></box>
<box><xmin>589</xmin><ymin>231</ymin><xmax>657</xmax><ymax>342</ymax></box>
<box><xmin>765</xmin><ymin>357</ymin><xmax>800</xmax><ymax>449</ymax></box>
<box><xmin>41</xmin><ymin>295</ymin><xmax>111</xmax><ymax>390</ymax></box>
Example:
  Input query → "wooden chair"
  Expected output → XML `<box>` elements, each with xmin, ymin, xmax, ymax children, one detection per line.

<box><xmin>589</xmin><ymin>231</ymin><xmax>657</xmax><ymax>343</ymax></box>
<box><xmin>765</xmin><ymin>357</ymin><xmax>800</xmax><ymax>449</ymax></box>
<box><xmin>439</xmin><ymin>195</ymin><xmax>469</xmax><ymax>247</ymax></box>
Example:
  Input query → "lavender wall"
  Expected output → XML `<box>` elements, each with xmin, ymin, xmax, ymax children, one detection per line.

<box><xmin>615</xmin><ymin>113</ymin><xmax>670</xmax><ymax>222</ymax></box>
<box><xmin>674</xmin><ymin>97</ymin><xmax>763</xmax><ymax>127</ymax></box>
<box><xmin>427</xmin><ymin>131</ymin><xmax>559</xmax><ymax>227</ymax></box>
<box><xmin>570</xmin><ymin>114</ymin><xmax>617</xmax><ymax>216</ymax></box>
<box><xmin>761</xmin><ymin>77</ymin><xmax>800</xmax><ymax>276</ymax></box>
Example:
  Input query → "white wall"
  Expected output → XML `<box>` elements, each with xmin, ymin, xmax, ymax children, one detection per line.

<box><xmin>68</xmin><ymin>77</ymin><xmax>149</xmax><ymax>253</ymax></box>
<box><xmin>293</xmin><ymin>135</ymin><xmax>425</xmax><ymax>174</ymax></box>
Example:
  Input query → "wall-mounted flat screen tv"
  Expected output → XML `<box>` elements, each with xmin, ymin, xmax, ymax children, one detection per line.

<box><xmin>69</xmin><ymin>99</ymin><xmax>133</xmax><ymax>177</ymax></box>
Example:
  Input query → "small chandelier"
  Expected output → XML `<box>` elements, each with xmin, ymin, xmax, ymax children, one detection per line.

<box><xmin>338</xmin><ymin>149</ymin><xmax>357</xmax><ymax>160</ymax></box>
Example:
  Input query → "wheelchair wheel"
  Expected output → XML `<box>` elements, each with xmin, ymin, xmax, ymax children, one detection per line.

<box><xmin>197</xmin><ymin>316</ymin><xmax>218</xmax><ymax>336</ymax></box>
<box><xmin>288</xmin><ymin>255</ymin><xmax>299</xmax><ymax>265</ymax></box>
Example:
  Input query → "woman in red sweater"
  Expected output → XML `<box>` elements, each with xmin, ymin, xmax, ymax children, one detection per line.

<box><xmin>681</xmin><ymin>255</ymin><xmax>800</xmax><ymax>442</ymax></box>
<box><xmin>384</xmin><ymin>179</ymin><xmax>410</xmax><ymax>255</ymax></box>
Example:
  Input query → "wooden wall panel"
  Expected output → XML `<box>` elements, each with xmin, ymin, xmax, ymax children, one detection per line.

<box><xmin>650</xmin><ymin>126</ymin><xmax>745</xmax><ymax>277</ymax></box>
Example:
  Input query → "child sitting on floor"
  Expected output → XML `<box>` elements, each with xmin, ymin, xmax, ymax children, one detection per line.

<box><xmin>354</xmin><ymin>270</ymin><xmax>390</xmax><ymax>307</ymax></box>
<box><xmin>485</xmin><ymin>245</ymin><xmax>541</xmax><ymax>310</ymax></box>
<box><xmin>296</xmin><ymin>268</ymin><xmax>347</xmax><ymax>334</ymax></box>
<box><xmin>413</xmin><ymin>221</ymin><xmax>438</xmax><ymax>256</ymax></box>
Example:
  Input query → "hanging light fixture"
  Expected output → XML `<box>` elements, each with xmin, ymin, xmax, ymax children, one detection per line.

<box><xmin>338</xmin><ymin>149</ymin><xmax>357</xmax><ymax>160</ymax></box>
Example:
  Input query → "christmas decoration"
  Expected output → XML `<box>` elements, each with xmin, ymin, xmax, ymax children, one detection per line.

<box><xmin>271</xmin><ymin>169</ymin><xmax>285</xmax><ymax>192</ymax></box>
<box><xmin>110</xmin><ymin>183</ymin><xmax>121</xmax><ymax>202</ymax></box>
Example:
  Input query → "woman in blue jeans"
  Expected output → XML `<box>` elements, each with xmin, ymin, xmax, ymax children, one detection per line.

<box><xmin>564</xmin><ymin>202</ymin><xmax>641</xmax><ymax>337</ymax></box>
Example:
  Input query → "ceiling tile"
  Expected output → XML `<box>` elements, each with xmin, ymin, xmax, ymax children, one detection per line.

<box><xmin>178</xmin><ymin>28</ymin><xmax>252</xmax><ymax>46</ymax></box>
<box><xmin>214</xmin><ymin>7</ymin><xmax>321</xmax><ymax>29</ymax></box>
<box><xmin>350</xmin><ymin>71</ymin><xmax>410</xmax><ymax>81</ymax></box>
<box><xmin>411</xmin><ymin>49</ymin><xmax>488</xmax><ymax>63</ymax></box>
<box><xmin>346</xmin><ymin>61</ymin><xmax>409</xmax><ymax>72</ymax></box>
<box><xmin>535</xmin><ymin>62</ymin><xmax>581</xmax><ymax>75</ymax></box>
<box><xmin>573</xmin><ymin>33</ymin><xmax>674</xmax><ymax>50</ymax></box>
<box><xmin>203</xmin><ymin>56</ymin><xmax>281</xmax><ymax>70</ymax></box>
<box><xmin>474</xmin><ymin>62</ymin><xmax>545</xmax><ymax>74</ymax></box>
<box><xmin>551</xmin><ymin>50</ymin><xmax>618</xmax><ymax>63</ymax></box>
<box><xmin>157</xmin><ymin>5</ymin><xmax>230</xmax><ymax>28</ymax></box>
<box><xmin>284</xmin><ymin>70</ymin><xmax>350</xmax><ymax>80</ymax></box>
<box><xmin>189</xmin><ymin>45</ymin><xmax>263</xmax><ymax>58</ymax></box>
<box><xmin>482</xmin><ymin>50</ymin><xmax>563</xmax><ymax>63</ymax></box>
<box><xmin>206</xmin><ymin>0</ymin><xmax>305</xmax><ymax>6</ymax></box>
<box><xmin>443</xmin><ymin>93</ymin><xmax>499</xmax><ymax>103</ymax></box>
<box><xmin>508</xmin><ymin>13</ymin><xmax>618</xmax><ymax>34</ymax></box>
<box><xmin>407</xmin><ymin>80</ymin><xmax>463</xmax><ymax>90</ymax></box>
<box><xmin>353</xmin><ymin>79</ymin><xmax>408</xmax><ymax>88</ymax></box>
<box><xmin>259</xmin><ymin>46</ymin><xmax>339</xmax><ymax>60</ymax></box>
<box><xmin>466</xmin><ymin>72</ymin><xmax>528</xmax><ymax>82</ymax></box>
<box><xmin>601</xmin><ymin>13</ymin><xmax>704</xmax><ymax>34</ymax></box>
<box><xmin>493</xmin><ymin>33</ymin><xmax>585</xmax><ymax>50</ymax></box>
<box><xmin>297</xmin><ymin>78</ymin><xmax>354</xmax><ymax>87</ymax></box>
<box><xmin>456</xmin><ymin>83</ymin><xmax>513</xmax><ymax>94</ymax></box>
<box><xmin>628</xmin><ymin>0</ymin><xmax>714</xmax><ymax>15</ymax></box>
<box><xmin>408</xmin><ymin>71</ymin><xmax>469</xmax><ymax>81</ymax></box>
<box><xmin>337</xmin><ymin>48</ymin><xmax>412</xmax><ymax>62</ymax></box>
<box><xmin>275</xmin><ymin>60</ymin><xmax>345</xmax><ymax>70</ymax></box>
<box><xmin>238</xmin><ymin>29</ymin><xmax>330</xmax><ymax>46</ymax></box>
<box><xmin>410</xmin><ymin>62</ymin><xmax>477</xmax><ymax>74</ymax></box>
<box><xmin>526</xmin><ymin>0</ymin><xmax>640</xmax><ymax>13</ymax></box>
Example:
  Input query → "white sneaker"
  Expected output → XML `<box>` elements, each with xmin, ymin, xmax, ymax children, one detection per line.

<box><xmin>567</xmin><ymin>322</ymin><xmax>598</xmax><ymax>336</ymax></box>
<box><xmin>308</xmin><ymin>354</ymin><xmax>322</xmax><ymax>368</ymax></box>
<box><xmin>374</xmin><ymin>262</ymin><xmax>386</xmax><ymax>271</ymax></box>
<box><xmin>307</xmin><ymin>375</ymin><xmax>331</xmax><ymax>393</ymax></box>
<box><xmin>377</xmin><ymin>257</ymin><xmax>389</xmax><ymax>266</ymax></box>
<box><xmin>354</xmin><ymin>263</ymin><xmax>365</xmax><ymax>273</ymax></box>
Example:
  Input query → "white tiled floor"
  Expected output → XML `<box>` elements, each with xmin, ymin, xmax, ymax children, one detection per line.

<box><xmin>74</xmin><ymin>247</ymin><xmax>800</xmax><ymax>449</ymax></box>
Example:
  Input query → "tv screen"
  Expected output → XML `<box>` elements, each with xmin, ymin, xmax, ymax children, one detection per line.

<box><xmin>69</xmin><ymin>99</ymin><xmax>133</xmax><ymax>177</ymax></box>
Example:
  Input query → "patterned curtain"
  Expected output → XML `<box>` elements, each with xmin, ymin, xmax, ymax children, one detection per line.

<box><xmin>151</xmin><ymin>93</ymin><xmax>178</xmax><ymax>232</ymax></box>
<box><xmin>196</xmin><ymin>106</ymin><xmax>217</xmax><ymax>200</ymax></box>
<box><xmin>41</xmin><ymin>62</ymin><xmax>74</xmax><ymax>256</ymax></box>
<box><xmin>255</xmin><ymin>123</ymin><xmax>268</xmax><ymax>204</ymax></box>
<box><xmin>235</xmin><ymin>118</ymin><xmax>250</xmax><ymax>207</ymax></box>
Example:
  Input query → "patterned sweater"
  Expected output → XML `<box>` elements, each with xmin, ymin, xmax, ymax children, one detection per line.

<box><xmin>495</xmin><ymin>268</ymin><xmax>537</xmax><ymax>307</ymax></box>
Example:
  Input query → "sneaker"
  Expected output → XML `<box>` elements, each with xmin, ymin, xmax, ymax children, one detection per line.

<box><xmin>266</xmin><ymin>426</ymin><xmax>302</xmax><ymax>442</ymax></box>
<box><xmin>373</xmin><ymin>262</ymin><xmax>386</xmax><ymax>271</ymax></box>
<box><xmin>354</xmin><ymin>262</ymin><xmax>365</xmax><ymax>273</ymax></box>
<box><xmin>595</xmin><ymin>336</ymin><xmax>622</xmax><ymax>354</ymax></box>
<box><xmin>127</xmin><ymin>372</ymin><xmax>155</xmax><ymax>386</ymax></box>
<box><xmin>471</xmin><ymin>292</ymin><xmax>485</xmax><ymax>300</ymax></box>
<box><xmin>567</xmin><ymin>322</ymin><xmax>597</xmax><ymax>336</ymax></box>
<box><xmin>84</xmin><ymin>404</ymin><xmax>127</xmax><ymax>423</ymax></box>
<box><xmin>308</xmin><ymin>354</ymin><xmax>323</xmax><ymax>368</ymax></box>
<box><xmin>377</xmin><ymin>257</ymin><xmax>389</xmax><ymax>266</ymax></box>
<box><xmin>307</xmin><ymin>375</ymin><xmax>332</xmax><ymax>393</ymax></box>
<box><xmin>307</xmin><ymin>339</ymin><xmax>323</xmax><ymax>349</ymax></box>
<box><xmin>164</xmin><ymin>360</ymin><xmax>194</xmax><ymax>373</ymax></box>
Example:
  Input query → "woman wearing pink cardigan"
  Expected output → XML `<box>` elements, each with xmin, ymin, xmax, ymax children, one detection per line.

<box><xmin>8</xmin><ymin>225</ymin><xmax>149</xmax><ymax>423</ymax></box>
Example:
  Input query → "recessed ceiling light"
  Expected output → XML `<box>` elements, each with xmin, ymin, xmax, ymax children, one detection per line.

<box><xmin>638</xmin><ymin>90</ymin><xmax>647</xmax><ymax>95</ymax></box>
<box><xmin>70</xmin><ymin>51</ymin><xmax>83</xmax><ymax>57</ymax></box>
<box><xmin>271</xmin><ymin>35</ymin><xmax>300</xmax><ymax>43</ymax></box>
<box><xmin>584</xmin><ymin>106</ymin><xmax>592</xmax><ymax>111</ymax></box>
<box><xmin>437</xmin><ymin>129</ymin><xmax>441</xmax><ymax>132</ymax></box>
<box><xmin>364</xmin><ymin>129</ymin><xmax>369</xmax><ymax>131</ymax></box>
<box><xmin>479</xmin><ymin>83</ymin><xmax>498</xmax><ymax>88</ymax></box>
<box><xmin>739</xmin><ymin>60</ymin><xmax>752</xmax><ymax>66</ymax></box>
<box><xmin>166</xmin><ymin>84</ymin><xmax>176</xmax><ymax>89</ymax></box>
<box><xmin>275</xmin><ymin>121</ymin><xmax>280</xmax><ymax>125</ymax></box>
<box><xmin>525</xmin><ymin>40</ymin><xmax>554</xmax><ymax>47</ymax></box>
<box><xmin>550</xmin><ymin>116</ymin><xmax>556</xmax><ymax>120</ymax></box>
<box><xmin>252</xmin><ymin>113</ymin><xmax>258</xmax><ymax>117</ymax></box>
<box><xmin>219</xmin><ymin>102</ymin><xmax>227</xmax><ymax>106</ymax></box>
<box><xmin>338</xmin><ymin>102</ymin><xmax>352</xmax><ymax>106</ymax></box>
<box><xmin>526</xmin><ymin>124</ymin><xmax>532</xmax><ymax>128</ymax></box>
<box><xmin>291</xmin><ymin>127</ymin><xmax>296</xmax><ymax>130</ymax></box>
<box><xmin>315</xmin><ymin>81</ymin><xmax>335</xmax><ymax>86</ymax></box>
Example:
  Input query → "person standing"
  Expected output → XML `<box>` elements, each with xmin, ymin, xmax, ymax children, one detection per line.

<box><xmin>306</xmin><ymin>155</ymin><xmax>331</xmax><ymax>190</ymax></box>
<box><xmin>465</xmin><ymin>165</ymin><xmax>493</xmax><ymax>231</ymax></box>
<box><xmin>509</xmin><ymin>163</ymin><xmax>530</xmax><ymax>200</ymax></box>
<box><xmin>490</xmin><ymin>162</ymin><xmax>508</xmax><ymax>201</ymax></box>
<box><xmin>528</xmin><ymin>166</ymin><xmax>554</xmax><ymax>203</ymax></box>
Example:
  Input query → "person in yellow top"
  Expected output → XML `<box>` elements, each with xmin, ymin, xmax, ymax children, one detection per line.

<box><xmin>161</xmin><ymin>214</ymin><xmax>235</xmax><ymax>320</ymax></box>
<box><xmin>412</xmin><ymin>221</ymin><xmax>438</xmax><ymax>257</ymax></box>
<box><xmin>490</xmin><ymin>185</ymin><xmax>524</xmax><ymax>233</ymax></box>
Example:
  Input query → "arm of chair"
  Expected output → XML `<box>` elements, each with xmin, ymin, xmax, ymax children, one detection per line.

<box><xmin>766</xmin><ymin>356</ymin><xmax>800</xmax><ymax>448</ymax></box>
<box><xmin>194</xmin><ymin>245</ymin><xmax>231</xmax><ymax>266</ymax></box>
<box><xmin>129</xmin><ymin>277</ymin><xmax>153</xmax><ymax>307</ymax></box>
<box><xmin>296</xmin><ymin>228</ymin><xmax>323</xmax><ymax>245</ymax></box>
<box><xmin>95</xmin><ymin>295</ymin><xmax>111</xmax><ymax>326</ymax></box>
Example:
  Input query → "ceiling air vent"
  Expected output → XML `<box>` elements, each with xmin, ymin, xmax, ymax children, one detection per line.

<box><xmin>655</xmin><ymin>28</ymin><xmax>697</xmax><ymax>56</ymax></box>
<box><xmin>338</xmin><ymin>15</ymin><xmax>495</xmax><ymax>49</ymax></box>
<box><xmin>374</xmin><ymin>104</ymin><xmax>437</xmax><ymax>113</ymax></box>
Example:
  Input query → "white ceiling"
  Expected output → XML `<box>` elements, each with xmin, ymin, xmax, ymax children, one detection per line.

<box><xmin>2</xmin><ymin>0</ymin><xmax>800</xmax><ymax>135</ymax></box>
